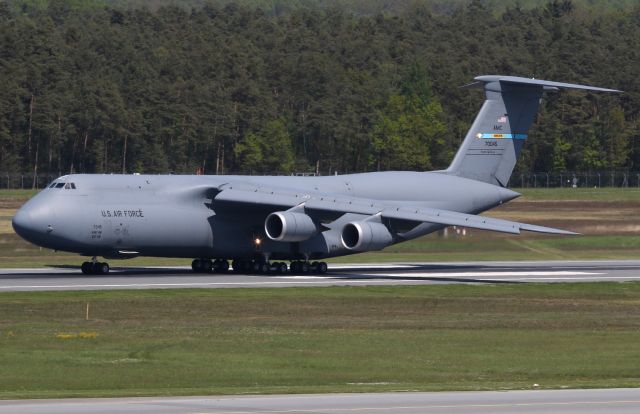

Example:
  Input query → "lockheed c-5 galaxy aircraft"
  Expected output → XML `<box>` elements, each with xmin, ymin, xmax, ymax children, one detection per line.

<box><xmin>12</xmin><ymin>75</ymin><xmax>619</xmax><ymax>275</ymax></box>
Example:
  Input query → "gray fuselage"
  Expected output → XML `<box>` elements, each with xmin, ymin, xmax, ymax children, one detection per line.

<box><xmin>12</xmin><ymin>171</ymin><xmax>517</xmax><ymax>261</ymax></box>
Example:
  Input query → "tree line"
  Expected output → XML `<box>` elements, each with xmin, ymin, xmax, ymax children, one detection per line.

<box><xmin>0</xmin><ymin>0</ymin><xmax>638</xmax><ymax>183</ymax></box>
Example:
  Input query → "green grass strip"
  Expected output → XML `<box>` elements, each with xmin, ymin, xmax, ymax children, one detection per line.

<box><xmin>1</xmin><ymin>284</ymin><xmax>640</xmax><ymax>398</ymax></box>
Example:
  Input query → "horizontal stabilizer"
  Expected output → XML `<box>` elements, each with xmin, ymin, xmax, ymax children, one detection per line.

<box><xmin>474</xmin><ymin>75</ymin><xmax>622</xmax><ymax>93</ymax></box>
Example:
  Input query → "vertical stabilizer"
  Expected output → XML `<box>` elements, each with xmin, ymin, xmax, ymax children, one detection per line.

<box><xmin>445</xmin><ymin>75</ymin><xmax>620</xmax><ymax>187</ymax></box>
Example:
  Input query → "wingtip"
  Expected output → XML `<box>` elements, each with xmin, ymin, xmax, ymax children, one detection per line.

<box><xmin>519</xmin><ymin>223</ymin><xmax>580</xmax><ymax>235</ymax></box>
<box><xmin>555</xmin><ymin>228</ymin><xmax>581</xmax><ymax>236</ymax></box>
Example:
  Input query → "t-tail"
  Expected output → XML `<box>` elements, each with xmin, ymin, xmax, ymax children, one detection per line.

<box><xmin>445</xmin><ymin>75</ymin><xmax>620</xmax><ymax>187</ymax></box>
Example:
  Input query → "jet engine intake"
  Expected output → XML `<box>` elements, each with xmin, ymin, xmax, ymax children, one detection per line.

<box><xmin>265</xmin><ymin>211</ymin><xmax>318</xmax><ymax>242</ymax></box>
<box><xmin>341</xmin><ymin>221</ymin><xmax>393</xmax><ymax>251</ymax></box>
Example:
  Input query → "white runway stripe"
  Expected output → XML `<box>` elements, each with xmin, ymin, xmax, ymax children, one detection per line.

<box><xmin>357</xmin><ymin>271</ymin><xmax>603</xmax><ymax>278</ymax></box>
<box><xmin>0</xmin><ymin>280</ymin><xmax>456</xmax><ymax>290</ymax></box>
<box><xmin>280</xmin><ymin>271</ymin><xmax>603</xmax><ymax>280</ymax></box>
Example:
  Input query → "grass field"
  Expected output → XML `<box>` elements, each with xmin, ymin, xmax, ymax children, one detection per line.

<box><xmin>1</xmin><ymin>284</ymin><xmax>640</xmax><ymax>398</ymax></box>
<box><xmin>512</xmin><ymin>187</ymin><xmax>640</xmax><ymax>201</ymax></box>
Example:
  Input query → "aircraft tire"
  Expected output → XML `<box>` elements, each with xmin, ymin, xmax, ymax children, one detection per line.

<box><xmin>232</xmin><ymin>260</ymin><xmax>242</xmax><ymax>273</ymax></box>
<box><xmin>277</xmin><ymin>262</ymin><xmax>288</xmax><ymax>274</ymax></box>
<box><xmin>202</xmin><ymin>259</ymin><xmax>214</xmax><ymax>273</ymax></box>
<box><xmin>93</xmin><ymin>262</ymin><xmax>109</xmax><ymax>275</ymax></box>
<box><xmin>217</xmin><ymin>260</ymin><xmax>229</xmax><ymax>273</ymax></box>
<box><xmin>243</xmin><ymin>260</ymin><xmax>253</xmax><ymax>273</ymax></box>
<box><xmin>191</xmin><ymin>259</ymin><xmax>203</xmax><ymax>272</ymax></box>
<box><xmin>260</xmin><ymin>262</ymin><xmax>270</xmax><ymax>274</ymax></box>
<box><xmin>252</xmin><ymin>261</ymin><xmax>262</xmax><ymax>273</ymax></box>
<box><xmin>317</xmin><ymin>261</ymin><xmax>328</xmax><ymax>274</ymax></box>
<box><xmin>301</xmin><ymin>262</ymin><xmax>310</xmax><ymax>274</ymax></box>
<box><xmin>81</xmin><ymin>262</ymin><xmax>93</xmax><ymax>275</ymax></box>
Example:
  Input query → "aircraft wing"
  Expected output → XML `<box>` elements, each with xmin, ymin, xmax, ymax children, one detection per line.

<box><xmin>213</xmin><ymin>185</ymin><xmax>577</xmax><ymax>235</ymax></box>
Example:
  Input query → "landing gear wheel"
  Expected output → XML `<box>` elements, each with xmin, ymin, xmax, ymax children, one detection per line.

<box><xmin>81</xmin><ymin>262</ymin><xmax>92</xmax><ymax>275</ymax></box>
<box><xmin>317</xmin><ymin>261</ymin><xmax>328</xmax><ymax>274</ymax></box>
<box><xmin>93</xmin><ymin>262</ymin><xmax>109</xmax><ymax>275</ymax></box>
<box><xmin>243</xmin><ymin>260</ymin><xmax>253</xmax><ymax>273</ymax></box>
<box><xmin>301</xmin><ymin>262</ymin><xmax>310</xmax><ymax>274</ymax></box>
<box><xmin>217</xmin><ymin>260</ymin><xmax>229</xmax><ymax>273</ymax></box>
<box><xmin>202</xmin><ymin>259</ymin><xmax>214</xmax><ymax>273</ymax></box>
<box><xmin>260</xmin><ymin>262</ymin><xmax>270</xmax><ymax>274</ymax></box>
<box><xmin>277</xmin><ymin>262</ymin><xmax>288</xmax><ymax>274</ymax></box>
<box><xmin>232</xmin><ymin>260</ymin><xmax>243</xmax><ymax>273</ymax></box>
<box><xmin>191</xmin><ymin>259</ymin><xmax>203</xmax><ymax>272</ymax></box>
<box><xmin>253</xmin><ymin>261</ymin><xmax>262</xmax><ymax>273</ymax></box>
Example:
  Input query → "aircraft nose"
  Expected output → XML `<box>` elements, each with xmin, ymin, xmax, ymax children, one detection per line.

<box><xmin>12</xmin><ymin>202</ymin><xmax>54</xmax><ymax>244</ymax></box>
<box><xmin>12</xmin><ymin>207</ymin><xmax>34</xmax><ymax>239</ymax></box>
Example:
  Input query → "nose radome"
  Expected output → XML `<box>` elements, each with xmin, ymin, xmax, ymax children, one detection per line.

<box><xmin>12</xmin><ymin>207</ymin><xmax>34</xmax><ymax>240</ymax></box>
<box><xmin>12</xmin><ymin>201</ymin><xmax>54</xmax><ymax>245</ymax></box>
<box><xmin>12</xmin><ymin>193</ymin><xmax>60</xmax><ymax>249</ymax></box>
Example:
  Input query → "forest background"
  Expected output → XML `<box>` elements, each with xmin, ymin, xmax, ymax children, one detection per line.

<box><xmin>0</xmin><ymin>0</ymin><xmax>638</xmax><ymax>183</ymax></box>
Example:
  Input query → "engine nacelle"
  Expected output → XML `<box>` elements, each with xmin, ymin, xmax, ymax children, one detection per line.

<box><xmin>265</xmin><ymin>211</ymin><xmax>318</xmax><ymax>242</ymax></box>
<box><xmin>341</xmin><ymin>221</ymin><xmax>393</xmax><ymax>251</ymax></box>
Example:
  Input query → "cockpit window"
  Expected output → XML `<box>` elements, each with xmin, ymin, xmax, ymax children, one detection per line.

<box><xmin>48</xmin><ymin>180</ymin><xmax>77</xmax><ymax>189</ymax></box>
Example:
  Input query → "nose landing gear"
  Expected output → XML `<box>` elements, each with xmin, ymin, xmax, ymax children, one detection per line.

<box><xmin>80</xmin><ymin>258</ymin><xmax>109</xmax><ymax>275</ymax></box>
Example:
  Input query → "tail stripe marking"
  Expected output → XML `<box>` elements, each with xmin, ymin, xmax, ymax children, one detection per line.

<box><xmin>477</xmin><ymin>133</ymin><xmax>527</xmax><ymax>140</ymax></box>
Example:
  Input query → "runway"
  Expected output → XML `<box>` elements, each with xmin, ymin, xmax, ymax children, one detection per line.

<box><xmin>2</xmin><ymin>389</ymin><xmax>640</xmax><ymax>414</ymax></box>
<box><xmin>0</xmin><ymin>260</ymin><xmax>640</xmax><ymax>291</ymax></box>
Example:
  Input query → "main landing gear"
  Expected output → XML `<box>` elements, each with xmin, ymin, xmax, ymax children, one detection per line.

<box><xmin>227</xmin><ymin>259</ymin><xmax>328</xmax><ymax>275</ymax></box>
<box><xmin>190</xmin><ymin>258</ymin><xmax>328</xmax><ymax>275</ymax></box>
<box><xmin>231</xmin><ymin>259</ymin><xmax>289</xmax><ymax>275</ymax></box>
<box><xmin>289</xmin><ymin>260</ymin><xmax>328</xmax><ymax>274</ymax></box>
<box><xmin>81</xmin><ymin>258</ymin><xmax>110</xmax><ymax>275</ymax></box>
<box><xmin>191</xmin><ymin>258</ymin><xmax>230</xmax><ymax>273</ymax></box>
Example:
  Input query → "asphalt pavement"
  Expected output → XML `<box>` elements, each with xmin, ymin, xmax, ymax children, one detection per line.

<box><xmin>2</xmin><ymin>389</ymin><xmax>640</xmax><ymax>414</ymax></box>
<box><xmin>0</xmin><ymin>260</ymin><xmax>640</xmax><ymax>291</ymax></box>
